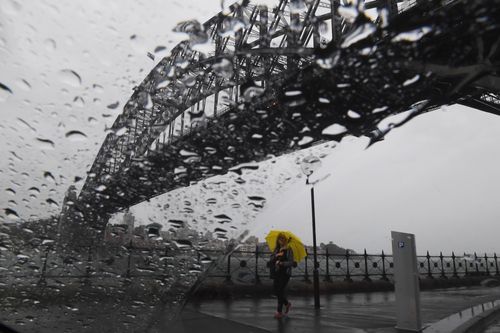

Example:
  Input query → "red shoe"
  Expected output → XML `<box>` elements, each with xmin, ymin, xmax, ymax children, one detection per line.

<box><xmin>285</xmin><ymin>302</ymin><xmax>292</xmax><ymax>314</ymax></box>
<box><xmin>274</xmin><ymin>312</ymin><xmax>284</xmax><ymax>319</ymax></box>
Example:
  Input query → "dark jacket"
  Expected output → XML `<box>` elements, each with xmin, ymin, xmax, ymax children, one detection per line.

<box><xmin>268</xmin><ymin>247</ymin><xmax>295</xmax><ymax>278</ymax></box>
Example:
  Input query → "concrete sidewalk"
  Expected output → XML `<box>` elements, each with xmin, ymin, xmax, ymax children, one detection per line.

<box><xmin>170</xmin><ymin>286</ymin><xmax>500</xmax><ymax>333</ymax></box>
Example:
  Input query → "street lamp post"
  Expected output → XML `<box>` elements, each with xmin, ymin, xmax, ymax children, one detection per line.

<box><xmin>301</xmin><ymin>155</ymin><xmax>322</xmax><ymax>309</ymax></box>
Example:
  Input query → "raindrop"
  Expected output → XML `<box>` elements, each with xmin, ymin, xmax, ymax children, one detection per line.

<box><xmin>338</xmin><ymin>5</ymin><xmax>359</xmax><ymax>23</ymax></box>
<box><xmin>43</xmin><ymin>38</ymin><xmax>56</xmax><ymax>51</ymax></box>
<box><xmin>298</xmin><ymin>136</ymin><xmax>313</xmax><ymax>146</ymax></box>
<box><xmin>4</xmin><ymin>208</ymin><xmax>19</xmax><ymax>220</ymax></box>
<box><xmin>200</xmin><ymin>257</ymin><xmax>213</xmax><ymax>264</ymax></box>
<box><xmin>252</xmin><ymin>134</ymin><xmax>263</xmax><ymax>139</ymax></box>
<box><xmin>73</xmin><ymin>96</ymin><xmax>85</xmax><ymax>107</ymax></box>
<box><xmin>154</xmin><ymin>45</ymin><xmax>166</xmax><ymax>53</ymax></box>
<box><xmin>5</xmin><ymin>188</ymin><xmax>16</xmax><ymax>196</ymax></box>
<box><xmin>0</xmin><ymin>82</ymin><xmax>13</xmax><ymax>102</ymax></box>
<box><xmin>347</xmin><ymin>110</ymin><xmax>361</xmax><ymax>119</ymax></box>
<box><xmin>403</xmin><ymin>75</ymin><xmax>420</xmax><ymax>86</ymax></box>
<box><xmin>321</xmin><ymin>124</ymin><xmax>347</xmax><ymax>135</ymax></box>
<box><xmin>44</xmin><ymin>171</ymin><xmax>56</xmax><ymax>183</ymax></box>
<box><xmin>248</xmin><ymin>196</ymin><xmax>265</xmax><ymax>202</ymax></box>
<box><xmin>392</xmin><ymin>26</ymin><xmax>432</xmax><ymax>42</ymax></box>
<box><xmin>147</xmin><ymin>52</ymin><xmax>155</xmax><ymax>60</ymax></box>
<box><xmin>212</xmin><ymin>58</ymin><xmax>233</xmax><ymax>79</ymax></box>
<box><xmin>206</xmin><ymin>198</ymin><xmax>217</xmax><ymax>205</ymax></box>
<box><xmin>92</xmin><ymin>84</ymin><xmax>104</xmax><ymax>93</ymax></box>
<box><xmin>214</xmin><ymin>214</ymin><xmax>232</xmax><ymax>223</ymax></box>
<box><xmin>173</xmin><ymin>239</ymin><xmax>192</xmax><ymax>249</ymax></box>
<box><xmin>36</xmin><ymin>138</ymin><xmax>55</xmax><ymax>150</ymax></box>
<box><xmin>219</xmin><ymin>16</ymin><xmax>248</xmax><ymax>38</ymax></box>
<box><xmin>168</xmin><ymin>220</ymin><xmax>184</xmax><ymax>228</ymax></box>
<box><xmin>179</xmin><ymin>149</ymin><xmax>198</xmax><ymax>157</ymax></box>
<box><xmin>65</xmin><ymin>130</ymin><xmax>87</xmax><ymax>142</ymax></box>
<box><xmin>28</xmin><ymin>187</ymin><xmax>40</xmax><ymax>194</ymax></box>
<box><xmin>88</xmin><ymin>117</ymin><xmax>98</xmax><ymax>125</ymax></box>
<box><xmin>16</xmin><ymin>79</ymin><xmax>31</xmax><ymax>91</ymax></box>
<box><xmin>107</xmin><ymin>101</ymin><xmax>119</xmax><ymax>109</ymax></box>
<box><xmin>0</xmin><ymin>0</ymin><xmax>22</xmax><ymax>16</ymax></box>
<box><xmin>95</xmin><ymin>185</ymin><xmax>106</xmax><ymax>192</ymax></box>
<box><xmin>46</xmin><ymin>198</ymin><xmax>59</xmax><ymax>208</ymax></box>
<box><xmin>58</xmin><ymin>69</ymin><xmax>82</xmax><ymax>87</ymax></box>
<box><xmin>341</xmin><ymin>23</ymin><xmax>376</xmax><ymax>48</ymax></box>
<box><xmin>289</xmin><ymin>0</ymin><xmax>306</xmax><ymax>14</ymax></box>
<box><xmin>372</xmin><ymin>106</ymin><xmax>388</xmax><ymax>114</ymax></box>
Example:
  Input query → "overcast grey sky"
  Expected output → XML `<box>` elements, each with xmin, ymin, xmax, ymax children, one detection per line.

<box><xmin>1</xmin><ymin>0</ymin><xmax>500</xmax><ymax>255</ymax></box>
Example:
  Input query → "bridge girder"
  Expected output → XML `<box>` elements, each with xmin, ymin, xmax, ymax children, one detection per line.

<box><xmin>77</xmin><ymin>0</ymin><xmax>500</xmax><ymax>221</ymax></box>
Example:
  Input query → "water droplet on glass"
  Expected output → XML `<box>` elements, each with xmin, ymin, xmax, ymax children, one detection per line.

<box><xmin>44</xmin><ymin>38</ymin><xmax>56</xmax><ymax>51</ymax></box>
<box><xmin>289</xmin><ymin>0</ymin><xmax>306</xmax><ymax>14</ymax></box>
<box><xmin>392</xmin><ymin>26</ymin><xmax>432</xmax><ymax>42</ymax></box>
<box><xmin>36</xmin><ymin>138</ymin><xmax>55</xmax><ymax>150</ymax></box>
<box><xmin>16</xmin><ymin>79</ymin><xmax>31</xmax><ymax>91</ymax></box>
<box><xmin>403</xmin><ymin>74</ymin><xmax>420</xmax><ymax>86</ymax></box>
<box><xmin>73</xmin><ymin>96</ymin><xmax>85</xmax><ymax>107</ymax></box>
<box><xmin>338</xmin><ymin>5</ymin><xmax>359</xmax><ymax>23</ymax></box>
<box><xmin>298</xmin><ymin>136</ymin><xmax>313</xmax><ymax>146</ymax></box>
<box><xmin>322</xmin><ymin>123</ymin><xmax>347</xmax><ymax>136</ymax></box>
<box><xmin>58</xmin><ymin>69</ymin><xmax>82</xmax><ymax>87</ymax></box>
<box><xmin>214</xmin><ymin>214</ymin><xmax>232</xmax><ymax>224</ymax></box>
<box><xmin>107</xmin><ymin>101</ymin><xmax>119</xmax><ymax>109</ymax></box>
<box><xmin>95</xmin><ymin>185</ymin><xmax>107</xmax><ymax>192</ymax></box>
<box><xmin>341</xmin><ymin>23</ymin><xmax>376</xmax><ymax>48</ymax></box>
<box><xmin>65</xmin><ymin>130</ymin><xmax>87</xmax><ymax>142</ymax></box>
<box><xmin>212</xmin><ymin>58</ymin><xmax>234</xmax><ymax>79</ymax></box>
<box><xmin>0</xmin><ymin>82</ymin><xmax>13</xmax><ymax>102</ymax></box>
<box><xmin>44</xmin><ymin>171</ymin><xmax>56</xmax><ymax>183</ymax></box>
<box><xmin>347</xmin><ymin>110</ymin><xmax>361</xmax><ymax>119</ymax></box>
<box><xmin>4</xmin><ymin>208</ymin><xmax>19</xmax><ymax>220</ymax></box>
<box><xmin>46</xmin><ymin>198</ymin><xmax>59</xmax><ymax>208</ymax></box>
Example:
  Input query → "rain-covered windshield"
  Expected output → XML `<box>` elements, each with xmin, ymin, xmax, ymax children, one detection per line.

<box><xmin>1</xmin><ymin>0</ymin><xmax>499</xmax><ymax>332</ymax></box>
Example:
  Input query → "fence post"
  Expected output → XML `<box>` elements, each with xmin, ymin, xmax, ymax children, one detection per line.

<box><xmin>344</xmin><ymin>250</ymin><xmax>353</xmax><ymax>282</ymax></box>
<box><xmin>495</xmin><ymin>253</ymin><xmax>500</xmax><ymax>276</ymax></box>
<box><xmin>451</xmin><ymin>251</ymin><xmax>458</xmax><ymax>278</ymax></box>
<box><xmin>381</xmin><ymin>250</ymin><xmax>389</xmax><ymax>281</ymax></box>
<box><xmin>324</xmin><ymin>248</ymin><xmax>331</xmax><ymax>282</ymax></box>
<box><xmin>225</xmin><ymin>254</ymin><xmax>232</xmax><ymax>283</ymax></box>
<box><xmin>37</xmin><ymin>246</ymin><xmax>50</xmax><ymax>286</ymax></box>
<box><xmin>304</xmin><ymin>255</ymin><xmax>311</xmax><ymax>282</ymax></box>
<box><xmin>485</xmin><ymin>253</ymin><xmax>490</xmax><ymax>276</ymax></box>
<box><xmin>464</xmin><ymin>252</ymin><xmax>469</xmax><ymax>276</ymax></box>
<box><xmin>84</xmin><ymin>246</ymin><xmax>92</xmax><ymax>285</ymax></box>
<box><xmin>254</xmin><ymin>245</ymin><xmax>261</xmax><ymax>285</ymax></box>
<box><xmin>363</xmin><ymin>249</ymin><xmax>371</xmax><ymax>282</ymax></box>
<box><xmin>426</xmin><ymin>251</ymin><xmax>433</xmax><ymax>279</ymax></box>
<box><xmin>439</xmin><ymin>252</ymin><xmax>447</xmax><ymax>279</ymax></box>
<box><xmin>125</xmin><ymin>245</ymin><xmax>132</xmax><ymax>279</ymax></box>
<box><xmin>474</xmin><ymin>252</ymin><xmax>480</xmax><ymax>275</ymax></box>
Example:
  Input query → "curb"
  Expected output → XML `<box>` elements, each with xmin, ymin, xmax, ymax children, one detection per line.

<box><xmin>451</xmin><ymin>303</ymin><xmax>500</xmax><ymax>333</ymax></box>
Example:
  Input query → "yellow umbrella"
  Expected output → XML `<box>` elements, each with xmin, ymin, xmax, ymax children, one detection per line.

<box><xmin>265</xmin><ymin>230</ymin><xmax>307</xmax><ymax>263</ymax></box>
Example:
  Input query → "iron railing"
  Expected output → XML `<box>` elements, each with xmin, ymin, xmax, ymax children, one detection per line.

<box><xmin>1</xmin><ymin>245</ymin><xmax>499</xmax><ymax>287</ymax></box>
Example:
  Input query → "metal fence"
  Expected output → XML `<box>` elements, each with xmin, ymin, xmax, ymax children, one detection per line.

<box><xmin>1</xmin><ymin>245</ymin><xmax>499</xmax><ymax>287</ymax></box>
<box><xmin>203</xmin><ymin>248</ymin><xmax>500</xmax><ymax>284</ymax></box>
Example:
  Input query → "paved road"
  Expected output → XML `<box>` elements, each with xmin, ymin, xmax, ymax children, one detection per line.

<box><xmin>170</xmin><ymin>286</ymin><xmax>500</xmax><ymax>333</ymax></box>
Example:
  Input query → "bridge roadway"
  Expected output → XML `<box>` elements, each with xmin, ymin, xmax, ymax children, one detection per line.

<box><xmin>172</xmin><ymin>286</ymin><xmax>500</xmax><ymax>333</ymax></box>
<box><xmin>2</xmin><ymin>285</ymin><xmax>499</xmax><ymax>332</ymax></box>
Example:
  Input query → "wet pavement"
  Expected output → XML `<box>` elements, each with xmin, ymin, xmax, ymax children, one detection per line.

<box><xmin>170</xmin><ymin>286</ymin><xmax>500</xmax><ymax>333</ymax></box>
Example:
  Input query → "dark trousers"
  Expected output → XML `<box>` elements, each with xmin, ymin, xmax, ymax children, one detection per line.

<box><xmin>273</xmin><ymin>273</ymin><xmax>290</xmax><ymax>312</ymax></box>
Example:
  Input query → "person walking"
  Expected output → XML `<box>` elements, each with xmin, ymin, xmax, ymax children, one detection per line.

<box><xmin>270</xmin><ymin>233</ymin><xmax>295</xmax><ymax>319</ymax></box>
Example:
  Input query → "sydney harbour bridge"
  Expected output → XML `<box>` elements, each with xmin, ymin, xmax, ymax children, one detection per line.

<box><xmin>58</xmin><ymin>0</ymin><xmax>500</xmax><ymax>246</ymax></box>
